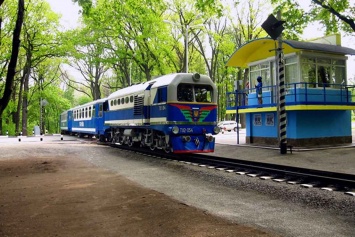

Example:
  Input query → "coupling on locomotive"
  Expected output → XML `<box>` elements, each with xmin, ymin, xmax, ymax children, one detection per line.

<box><xmin>60</xmin><ymin>73</ymin><xmax>220</xmax><ymax>153</ymax></box>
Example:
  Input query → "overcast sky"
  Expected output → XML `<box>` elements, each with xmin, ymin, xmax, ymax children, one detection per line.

<box><xmin>47</xmin><ymin>0</ymin><xmax>80</xmax><ymax>29</ymax></box>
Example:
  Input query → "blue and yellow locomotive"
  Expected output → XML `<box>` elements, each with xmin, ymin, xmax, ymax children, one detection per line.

<box><xmin>60</xmin><ymin>73</ymin><xmax>219</xmax><ymax>153</ymax></box>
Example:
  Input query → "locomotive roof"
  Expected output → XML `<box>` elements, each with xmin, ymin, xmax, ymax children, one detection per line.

<box><xmin>107</xmin><ymin>73</ymin><xmax>202</xmax><ymax>99</ymax></box>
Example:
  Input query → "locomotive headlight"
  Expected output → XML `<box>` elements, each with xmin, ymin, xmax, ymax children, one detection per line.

<box><xmin>206</xmin><ymin>135</ymin><xmax>214</xmax><ymax>142</ymax></box>
<box><xmin>192</xmin><ymin>73</ymin><xmax>200</xmax><ymax>82</ymax></box>
<box><xmin>172</xmin><ymin>126</ymin><xmax>179</xmax><ymax>134</ymax></box>
<box><xmin>182</xmin><ymin>136</ymin><xmax>191</xmax><ymax>142</ymax></box>
<box><xmin>213</xmin><ymin>126</ymin><xmax>220</xmax><ymax>134</ymax></box>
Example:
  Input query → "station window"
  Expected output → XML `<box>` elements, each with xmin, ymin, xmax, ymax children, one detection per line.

<box><xmin>285</xmin><ymin>57</ymin><xmax>297</xmax><ymax>85</ymax></box>
<box><xmin>250</xmin><ymin>62</ymin><xmax>270</xmax><ymax>89</ymax></box>
<box><xmin>301</xmin><ymin>57</ymin><xmax>345</xmax><ymax>88</ymax></box>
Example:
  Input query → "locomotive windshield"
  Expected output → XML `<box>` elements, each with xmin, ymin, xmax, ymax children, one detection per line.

<box><xmin>177</xmin><ymin>84</ymin><xmax>213</xmax><ymax>103</ymax></box>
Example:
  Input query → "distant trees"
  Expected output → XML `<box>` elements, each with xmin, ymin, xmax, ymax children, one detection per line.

<box><xmin>271</xmin><ymin>0</ymin><xmax>355</xmax><ymax>35</ymax></box>
<box><xmin>0</xmin><ymin>0</ymin><xmax>70</xmax><ymax>135</ymax></box>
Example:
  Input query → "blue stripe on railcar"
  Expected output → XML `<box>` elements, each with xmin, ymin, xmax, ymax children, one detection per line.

<box><xmin>72</xmin><ymin>115</ymin><xmax>109</xmax><ymax>136</ymax></box>
<box><xmin>72</xmin><ymin>118</ymin><xmax>98</xmax><ymax>134</ymax></box>
<box><xmin>105</xmin><ymin>108</ymin><xmax>144</xmax><ymax>122</ymax></box>
<box><xmin>150</xmin><ymin>104</ymin><xmax>168</xmax><ymax>119</ymax></box>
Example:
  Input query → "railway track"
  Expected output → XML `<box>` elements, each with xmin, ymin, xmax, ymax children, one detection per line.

<box><xmin>110</xmin><ymin>143</ymin><xmax>355</xmax><ymax>197</ymax></box>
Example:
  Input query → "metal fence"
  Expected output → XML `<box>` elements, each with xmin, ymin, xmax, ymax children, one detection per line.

<box><xmin>227</xmin><ymin>83</ymin><xmax>355</xmax><ymax>110</ymax></box>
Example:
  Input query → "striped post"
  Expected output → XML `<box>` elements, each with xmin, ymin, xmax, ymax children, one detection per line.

<box><xmin>278</xmin><ymin>46</ymin><xmax>287</xmax><ymax>154</ymax></box>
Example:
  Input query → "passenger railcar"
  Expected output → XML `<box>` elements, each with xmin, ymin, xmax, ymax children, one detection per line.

<box><xmin>70</xmin><ymin>98</ymin><xmax>110</xmax><ymax>140</ymax></box>
<box><xmin>105</xmin><ymin>73</ymin><xmax>219</xmax><ymax>153</ymax></box>
<box><xmin>60</xmin><ymin>109</ymin><xmax>73</xmax><ymax>135</ymax></box>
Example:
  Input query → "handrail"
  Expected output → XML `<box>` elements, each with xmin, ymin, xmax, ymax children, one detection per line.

<box><xmin>226</xmin><ymin>82</ymin><xmax>355</xmax><ymax>109</ymax></box>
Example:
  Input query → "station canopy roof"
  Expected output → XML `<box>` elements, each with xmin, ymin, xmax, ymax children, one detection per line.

<box><xmin>226</xmin><ymin>37</ymin><xmax>355</xmax><ymax>68</ymax></box>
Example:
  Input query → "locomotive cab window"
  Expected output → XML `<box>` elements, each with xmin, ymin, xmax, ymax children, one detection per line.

<box><xmin>177</xmin><ymin>84</ymin><xmax>213</xmax><ymax>103</ymax></box>
<box><xmin>195</xmin><ymin>86</ymin><xmax>213</xmax><ymax>103</ymax></box>
<box><xmin>177</xmin><ymin>84</ymin><xmax>193</xmax><ymax>102</ymax></box>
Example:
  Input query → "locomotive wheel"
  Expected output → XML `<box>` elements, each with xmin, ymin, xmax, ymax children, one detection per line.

<box><xmin>99</xmin><ymin>135</ymin><xmax>106</xmax><ymax>142</ymax></box>
<box><xmin>150</xmin><ymin>144</ymin><xmax>156</xmax><ymax>150</ymax></box>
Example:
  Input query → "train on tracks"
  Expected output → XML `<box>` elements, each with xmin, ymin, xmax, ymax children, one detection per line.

<box><xmin>60</xmin><ymin>73</ymin><xmax>220</xmax><ymax>153</ymax></box>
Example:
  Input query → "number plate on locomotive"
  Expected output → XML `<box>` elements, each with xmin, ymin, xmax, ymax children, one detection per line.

<box><xmin>179</xmin><ymin>128</ymin><xmax>193</xmax><ymax>133</ymax></box>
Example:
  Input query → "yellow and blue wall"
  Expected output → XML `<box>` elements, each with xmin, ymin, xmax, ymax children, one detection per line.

<box><xmin>226</xmin><ymin>36</ymin><xmax>355</xmax><ymax>146</ymax></box>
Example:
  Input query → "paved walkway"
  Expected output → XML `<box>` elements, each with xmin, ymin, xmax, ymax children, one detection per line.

<box><xmin>213</xmin><ymin>124</ymin><xmax>355</xmax><ymax>175</ymax></box>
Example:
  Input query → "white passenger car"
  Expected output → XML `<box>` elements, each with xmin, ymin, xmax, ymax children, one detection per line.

<box><xmin>218</xmin><ymin>121</ymin><xmax>241</xmax><ymax>133</ymax></box>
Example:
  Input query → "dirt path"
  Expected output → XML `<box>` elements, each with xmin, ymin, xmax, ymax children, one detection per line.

<box><xmin>0</xmin><ymin>148</ymin><xmax>277</xmax><ymax>236</ymax></box>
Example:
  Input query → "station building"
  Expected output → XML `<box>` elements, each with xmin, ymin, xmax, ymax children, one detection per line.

<box><xmin>226</xmin><ymin>35</ymin><xmax>355</xmax><ymax>147</ymax></box>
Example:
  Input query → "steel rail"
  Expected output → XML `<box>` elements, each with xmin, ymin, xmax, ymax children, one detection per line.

<box><xmin>107</xmin><ymin>143</ymin><xmax>355</xmax><ymax>191</ymax></box>
<box><xmin>186</xmin><ymin>154</ymin><xmax>355</xmax><ymax>190</ymax></box>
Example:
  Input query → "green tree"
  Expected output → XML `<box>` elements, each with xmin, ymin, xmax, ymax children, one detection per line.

<box><xmin>310</xmin><ymin>0</ymin><xmax>355</xmax><ymax>33</ymax></box>
<box><xmin>0</xmin><ymin>0</ymin><xmax>24</xmax><ymax>134</ymax></box>
<box><xmin>64</xmin><ymin>27</ymin><xmax>109</xmax><ymax>101</ymax></box>
<box><xmin>271</xmin><ymin>0</ymin><xmax>355</xmax><ymax>35</ymax></box>
<box><xmin>16</xmin><ymin>0</ymin><xmax>62</xmax><ymax>135</ymax></box>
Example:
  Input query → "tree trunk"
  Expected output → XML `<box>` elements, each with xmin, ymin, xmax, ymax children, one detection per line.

<box><xmin>15</xmin><ymin>75</ymin><xmax>24</xmax><ymax>135</ymax></box>
<box><xmin>0</xmin><ymin>0</ymin><xmax>24</xmax><ymax>118</ymax></box>
<box><xmin>21</xmin><ymin>70</ymin><xmax>30</xmax><ymax>136</ymax></box>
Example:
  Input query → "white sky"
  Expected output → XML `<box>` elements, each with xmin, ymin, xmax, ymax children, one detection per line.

<box><xmin>47</xmin><ymin>0</ymin><xmax>80</xmax><ymax>29</ymax></box>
